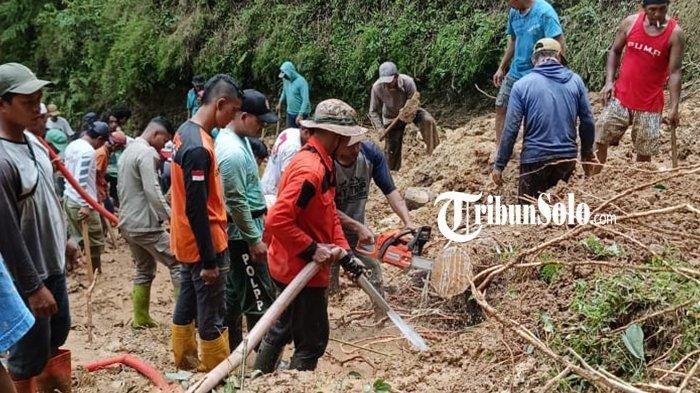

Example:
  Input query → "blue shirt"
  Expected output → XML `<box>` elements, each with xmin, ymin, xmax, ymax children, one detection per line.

<box><xmin>507</xmin><ymin>0</ymin><xmax>563</xmax><ymax>80</ymax></box>
<box><xmin>186</xmin><ymin>88</ymin><xmax>200</xmax><ymax>118</ymax></box>
<box><xmin>495</xmin><ymin>61</ymin><xmax>595</xmax><ymax>171</ymax></box>
<box><xmin>0</xmin><ymin>255</ymin><xmax>35</xmax><ymax>353</ymax></box>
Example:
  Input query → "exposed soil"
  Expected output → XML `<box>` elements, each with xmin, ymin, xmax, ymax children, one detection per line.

<box><xmin>65</xmin><ymin>91</ymin><xmax>699</xmax><ymax>392</ymax></box>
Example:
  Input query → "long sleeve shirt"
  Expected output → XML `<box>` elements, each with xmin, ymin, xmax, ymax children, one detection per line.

<box><xmin>265</xmin><ymin>136</ymin><xmax>349</xmax><ymax>288</ymax></box>
<box><xmin>0</xmin><ymin>133</ymin><xmax>67</xmax><ymax>295</ymax></box>
<box><xmin>368</xmin><ymin>74</ymin><xmax>417</xmax><ymax>130</ymax></box>
<box><xmin>495</xmin><ymin>61</ymin><xmax>595</xmax><ymax>171</ymax></box>
<box><xmin>279</xmin><ymin>61</ymin><xmax>311</xmax><ymax>116</ymax></box>
<box><xmin>215</xmin><ymin>128</ymin><xmax>266</xmax><ymax>245</ymax></box>
<box><xmin>117</xmin><ymin>137</ymin><xmax>171</xmax><ymax>233</ymax></box>
<box><xmin>63</xmin><ymin>138</ymin><xmax>97</xmax><ymax>206</ymax></box>
<box><xmin>95</xmin><ymin>145</ymin><xmax>110</xmax><ymax>201</ymax></box>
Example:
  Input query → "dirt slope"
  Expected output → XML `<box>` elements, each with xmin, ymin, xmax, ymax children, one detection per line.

<box><xmin>66</xmin><ymin>91</ymin><xmax>699</xmax><ymax>392</ymax></box>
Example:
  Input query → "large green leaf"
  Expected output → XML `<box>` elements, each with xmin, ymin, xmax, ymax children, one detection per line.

<box><xmin>621</xmin><ymin>324</ymin><xmax>645</xmax><ymax>360</ymax></box>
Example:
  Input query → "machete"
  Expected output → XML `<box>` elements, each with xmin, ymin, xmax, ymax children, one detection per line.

<box><xmin>356</xmin><ymin>274</ymin><xmax>429</xmax><ymax>351</ymax></box>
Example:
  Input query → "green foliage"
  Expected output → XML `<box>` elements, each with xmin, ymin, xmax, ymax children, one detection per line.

<box><xmin>1</xmin><ymin>0</ymin><xmax>697</xmax><ymax>124</ymax></box>
<box><xmin>551</xmin><ymin>257</ymin><xmax>699</xmax><ymax>384</ymax></box>
<box><xmin>538</xmin><ymin>253</ymin><xmax>563</xmax><ymax>284</ymax></box>
<box><xmin>580</xmin><ymin>235</ymin><xmax>624</xmax><ymax>259</ymax></box>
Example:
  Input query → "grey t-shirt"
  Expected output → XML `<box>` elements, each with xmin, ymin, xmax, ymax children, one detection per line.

<box><xmin>334</xmin><ymin>142</ymin><xmax>395</xmax><ymax>247</ymax></box>
<box><xmin>46</xmin><ymin>116</ymin><xmax>74</xmax><ymax>137</ymax></box>
<box><xmin>0</xmin><ymin>132</ymin><xmax>67</xmax><ymax>281</ymax></box>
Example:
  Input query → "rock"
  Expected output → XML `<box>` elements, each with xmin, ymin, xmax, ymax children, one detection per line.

<box><xmin>404</xmin><ymin>187</ymin><xmax>436</xmax><ymax>210</ymax></box>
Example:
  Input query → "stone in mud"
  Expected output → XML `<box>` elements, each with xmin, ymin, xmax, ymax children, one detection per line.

<box><xmin>405</xmin><ymin>187</ymin><xmax>436</xmax><ymax>211</ymax></box>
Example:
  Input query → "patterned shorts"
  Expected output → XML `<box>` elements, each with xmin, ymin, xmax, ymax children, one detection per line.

<box><xmin>595</xmin><ymin>98</ymin><xmax>661</xmax><ymax>156</ymax></box>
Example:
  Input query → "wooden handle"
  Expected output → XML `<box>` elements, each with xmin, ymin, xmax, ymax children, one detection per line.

<box><xmin>670</xmin><ymin>125</ymin><xmax>678</xmax><ymax>168</ymax></box>
<box><xmin>379</xmin><ymin>117</ymin><xmax>401</xmax><ymax>141</ymax></box>
<box><xmin>81</xmin><ymin>219</ymin><xmax>94</xmax><ymax>282</ymax></box>
<box><xmin>188</xmin><ymin>262</ymin><xmax>321</xmax><ymax>393</ymax></box>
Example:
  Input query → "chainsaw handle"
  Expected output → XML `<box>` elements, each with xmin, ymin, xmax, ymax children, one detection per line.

<box><xmin>355</xmin><ymin>244</ymin><xmax>377</xmax><ymax>259</ymax></box>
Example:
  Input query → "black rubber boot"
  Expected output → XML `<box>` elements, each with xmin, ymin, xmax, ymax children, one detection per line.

<box><xmin>252</xmin><ymin>340</ymin><xmax>284</xmax><ymax>374</ymax></box>
<box><xmin>289</xmin><ymin>355</ymin><xmax>318</xmax><ymax>371</ymax></box>
<box><xmin>225</xmin><ymin>313</ymin><xmax>243</xmax><ymax>352</ymax></box>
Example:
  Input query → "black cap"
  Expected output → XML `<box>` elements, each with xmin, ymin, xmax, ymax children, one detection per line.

<box><xmin>241</xmin><ymin>89</ymin><xmax>278</xmax><ymax>124</ymax></box>
<box><xmin>87</xmin><ymin>121</ymin><xmax>110</xmax><ymax>139</ymax></box>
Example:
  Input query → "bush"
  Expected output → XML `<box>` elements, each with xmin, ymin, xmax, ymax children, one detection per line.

<box><xmin>2</xmin><ymin>0</ymin><xmax>697</xmax><ymax>126</ymax></box>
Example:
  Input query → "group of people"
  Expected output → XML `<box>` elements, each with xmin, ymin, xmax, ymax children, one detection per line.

<box><xmin>0</xmin><ymin>0</ymin><xmax>685</xmax><ymax>391</ymax></box>
<box><xmin>490</xmin><ymin>0</ymin><xmax>683</xmax><ymax>201</ymax></box>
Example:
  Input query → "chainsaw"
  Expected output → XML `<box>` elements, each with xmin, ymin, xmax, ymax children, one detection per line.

<box><xmin>356</xmin><ymin>226</ymin><xmax>434</xmax><ymax>271</ymax></box>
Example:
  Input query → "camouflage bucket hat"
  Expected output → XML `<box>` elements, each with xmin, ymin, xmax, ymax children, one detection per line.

<box><xmin>300</xmin><ymin>99</ymin><xmax>368</xmax><ymax>142</ymax></box>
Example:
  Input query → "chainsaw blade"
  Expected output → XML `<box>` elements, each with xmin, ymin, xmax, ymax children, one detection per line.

<box><xmin>410</xmin><ymin>256</ymin><xmax>434</xmax><ymax>271</ymax></box>
<box><xmin>357</xmin><ymin>276</ymin><xmax>429</xmax><ymax>351</ymax></box>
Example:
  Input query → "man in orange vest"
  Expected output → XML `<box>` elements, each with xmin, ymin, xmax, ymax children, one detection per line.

<box><xmin>169</xmin><ymin>74</ymin><xmax>244</xmax><ymax>372</ymax></box>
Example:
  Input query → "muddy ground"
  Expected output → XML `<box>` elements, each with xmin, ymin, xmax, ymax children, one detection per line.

<box><xmin>67</xmin><ymin>91</ymin><xmax>699</xmax><ymax>392</ymax></box>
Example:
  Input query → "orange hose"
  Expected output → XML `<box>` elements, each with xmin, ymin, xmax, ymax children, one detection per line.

<box><xmin>37</xmin><ymin>136</ymin><xmax>119</xmax><ymax>225</ymax></box>
<box><xmin>85</xmin><ymin>354</ymin><xmax>177</xmax><ymax>392</ymax></box>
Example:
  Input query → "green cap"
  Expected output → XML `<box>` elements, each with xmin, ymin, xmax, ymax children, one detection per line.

<box><xmin>0</xmin><ymin>63</ymin><xmax>52</xmax><ymax>96</ymax></box>
<box><xmin>45</xmin><ymin>128</ymin><xmax>68</xmax><ymax>153</ymax></box>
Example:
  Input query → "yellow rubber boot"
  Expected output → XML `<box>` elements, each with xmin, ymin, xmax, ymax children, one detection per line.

<box><xmin>197</xmin><ymin>329</ymin><xmax>230</xmax><ymax>372</ymax></box>
<box><xmin>171</xmin><ymin>322</ymin><xmax>198</xmax><ymax>370</ymax></box>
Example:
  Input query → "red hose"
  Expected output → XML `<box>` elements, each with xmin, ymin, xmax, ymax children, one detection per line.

<box><xmin>37</xmin><ymin>137</ymin><xmax>119</xmax><ymax>225</ymax></box>
<box><xmin>85</xmin><ymin>354</ymin><xmax>177</xmax><ymax>392</ymax></box>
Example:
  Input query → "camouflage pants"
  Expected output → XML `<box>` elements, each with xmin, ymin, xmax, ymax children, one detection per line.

<box><xmin>596</xmin><ymin>98</ymin><xmax>661</xmax><ymax>156</ymax></box>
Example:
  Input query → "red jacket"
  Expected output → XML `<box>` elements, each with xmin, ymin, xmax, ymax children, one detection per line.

<box><xmin>265</xmin><ymin>137</ymin><xmax>349</xmax><ymax>287</ymax></box>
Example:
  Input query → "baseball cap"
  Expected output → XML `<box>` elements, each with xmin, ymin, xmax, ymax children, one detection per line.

<box><xmin>533</xmin><ymin>38</ymin><xmax>567</xmax><ymax>65</ymax></box>
<box><xmin>378</xmin><ymin>62</ymin><xmax>398</xmax><ymax>84</ymax></box>
<box><xmin>88</xmin><ymin>121</ymin><xmax>110</xmax><ymax>139</ymax></box>
<box><xmin>241</xmin><ymin>89</ymin><xmax>278</xmax><ymax>124</ymax></box>
<box><xmin>45</xmin><ymin>128</ymin><xmax>68</xmax><ymax>153</ymax></box>
<box><xmin>0</xmin><ymin>63</ymin><xmax>52</xmax><ymax>96</ymax></box>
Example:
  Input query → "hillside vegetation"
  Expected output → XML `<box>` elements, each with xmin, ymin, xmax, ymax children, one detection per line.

<box><xmin>1</xmin><ymin>0</ymin><xmax>697</xmax><ymax>125</ymax></box>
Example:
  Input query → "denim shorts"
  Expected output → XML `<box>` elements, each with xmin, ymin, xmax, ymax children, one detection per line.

<box><xmin>495</xmin><ymin>75</ymin><xmax>517</xmax><ymax>108</ymax></box>
<box><xmin>0</xmin><ymin>259</ymin><xmax>35</xmax><ymax>353</ymax></box>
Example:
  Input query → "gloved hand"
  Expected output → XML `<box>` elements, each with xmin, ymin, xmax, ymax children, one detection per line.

<box><xmin>339</xmin><ymin>253</ymin><xmax>367</xmax><ymax>279</ymax></box>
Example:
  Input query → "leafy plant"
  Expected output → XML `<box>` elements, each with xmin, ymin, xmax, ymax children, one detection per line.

<box><xmin>580</xmin><ymin>235</ymin><xmax>624</xmax><ymax>258</ymax></box>
<box><xmin>538</xmin><ymin>254</ymin><xmax>563</xmax><ymax>285</ymax></box>
<box><xmin>551</xmin><ymin>257</ymin><xmax>699</xmax><ymax>382</ymax></box>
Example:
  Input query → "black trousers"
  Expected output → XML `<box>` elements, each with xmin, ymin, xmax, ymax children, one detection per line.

<box><xmin>261</xmin><ymin>280</ymin><xmax>329</xmax><ymax>370</ymax></box>
<box><xmin>172</xmin><ymin>253</ymin><xmax>229</xmax><ymax>341</ymax></box>
<box><xmin>9</xmin><ymin>275</ymin><xmax>71</xmax><ymax>379</ymax></box>
<box><xmin>518</xmin><ymin>159</ymin><xmax>576</xmax><ymax>203</ymax></box>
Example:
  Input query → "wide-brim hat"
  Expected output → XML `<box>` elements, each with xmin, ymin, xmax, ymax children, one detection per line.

<box><xmin>299</xmin><ymin>99</ymin><xmax>367</xmax><ymax>144</ymax></box>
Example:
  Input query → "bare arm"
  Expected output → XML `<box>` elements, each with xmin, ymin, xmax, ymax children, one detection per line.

<box><xmin>499</xmin><ymin>36</ymin><xmax>515</xmax><ymax>73</ymax></box>
<box><xmin>667</xmin><ymin>26</ymin><xmax>684</xmax><ymax>126</ymax></box>
<box><xmin>337</xmin><ymin>209</ymin><xmax>363</xmax><ymax>233</ymax></box>
<box><xmin>554</xmin><ymin>34</ymin><xmax>566</xmax><ymax>56</ymax></box>
<box><xmin>386</xmin><ymin>190</ymin><xmax>413</xmax><ymax>228</ymax></box>
<box><xmin>336</xmin><ymin>208</ymin><xmax>374</xmax><ymax>246</ymax></box>
<box><xmin>607</xmin><ymin>16</ymin><xmax>634</xmax><ymax>85</ymax></box>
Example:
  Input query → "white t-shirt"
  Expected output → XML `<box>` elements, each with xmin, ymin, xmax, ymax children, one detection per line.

<box><xmin>260</xmin><ymin>128</ymin><xmax>302</xmax><ymax>196</ymax></box>
<box><xmin>63</xmin><ymin>138</ymin><xmax>97</xmax><ymax>206</ymax></box>
<box><xmin>46</xmin><ymin>116</ymin><xmax>75</xmax><ymax>137</ymax></box>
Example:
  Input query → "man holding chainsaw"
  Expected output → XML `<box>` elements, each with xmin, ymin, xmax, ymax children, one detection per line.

<box><xmin>369</xmin><ymin>61</ymin><xmax>439</xmax><ymax>170</ymax></box>
<box><xmin>254</xmin><ymin>99</ymin><xmax>368</xmax><ymax>373</ymax></box>
<box><xmin>330</xmin><ymin>140</ymin><xmax>413</xmax><ymax>299</ymax></box>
